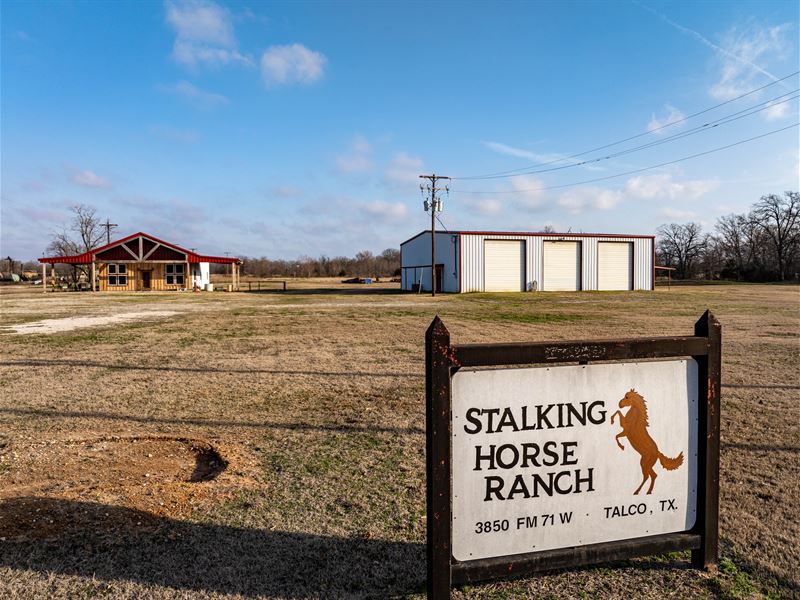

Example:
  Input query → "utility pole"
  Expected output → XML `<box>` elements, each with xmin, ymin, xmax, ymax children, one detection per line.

<box><xmin>101</xmin><ymin>219</ymin><xmax>118</xmax><ymax>245</ymax></box>
<box><xmin>419</xmin><ymin>174</ymin><xmax>450</xmax><ymax>297</ymax></box>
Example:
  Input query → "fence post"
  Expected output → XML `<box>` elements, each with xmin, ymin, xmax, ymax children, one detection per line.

<box><xmin>426</xmin><ymin>316</ymin><xmax>452</xmax><ymax>598</ymax></box>
<box><xmin>691</xmin><ymin>310</ymin><xmax>721</xmax><ymax>570</ymax></box>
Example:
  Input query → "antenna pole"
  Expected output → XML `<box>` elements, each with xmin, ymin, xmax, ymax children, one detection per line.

<box><xmin>419</xmin><ymin>174</ymin><xmax>450</xmax><ymax>296</ymax></box>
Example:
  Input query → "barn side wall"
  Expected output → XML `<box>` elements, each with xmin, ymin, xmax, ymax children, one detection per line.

<box><xmin>459</xmin><ymin>234</ymin><xmax>653</xmax><ymax>292</ymax></box>
<box><xmin>400</xmin><ymin>232</ymin><xmax>460</xmax><ymax>292</ymax></box>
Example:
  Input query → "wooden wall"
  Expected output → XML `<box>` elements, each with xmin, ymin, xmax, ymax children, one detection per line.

<box><xmin>98</xmin><ymin>262</ymin><xmax>191</xmax><ymax>291</ymax></box>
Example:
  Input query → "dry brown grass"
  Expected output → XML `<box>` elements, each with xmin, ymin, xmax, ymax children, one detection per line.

<box><xmin>0</xmin><ymin>280</ymin><xmax>798</xmax><ymax>599</ymax></box>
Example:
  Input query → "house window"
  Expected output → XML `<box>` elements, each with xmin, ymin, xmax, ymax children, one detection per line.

<box><xmin>107</xmin><ymin>264</ymin><xmax>127</xmax><ymax>286</ymax></box>
<box><xmin>165</xmin><ymin>263</ymin><xmax>184</xmax><ymax>286</ymax></box>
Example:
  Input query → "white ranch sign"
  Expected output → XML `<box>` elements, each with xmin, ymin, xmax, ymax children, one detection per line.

<box><xmin>451</xmin><ymin>360</ymin><xmax>698</xmax><ymax>561</ymax></box>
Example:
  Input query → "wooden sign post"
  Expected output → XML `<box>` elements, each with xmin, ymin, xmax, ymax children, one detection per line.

<box><xmin>425</xmin><ymin>312</ymin><xmax>721</xmax><ymax>598</ymax></box>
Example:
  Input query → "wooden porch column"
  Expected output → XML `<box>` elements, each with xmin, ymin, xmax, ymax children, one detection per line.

<box><xmin>51</xmin><ymin>265</ymin><xmax>56</xmax><ymax>290</ymax></box>
<box><xmin>91</xmin><ymin>261</ymin><xmax>96</xmax><ymax>292</ymax></box>
<box><xmin>42</xmin><ymin>262</ymin><xmax>47</xmax><ymax>293</ymax></box>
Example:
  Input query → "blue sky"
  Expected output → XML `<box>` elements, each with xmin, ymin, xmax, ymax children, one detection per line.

<box><xmin>2</xmin><ymin>0</ymin><xmax>798</xmax><ymax>260</ymax></box>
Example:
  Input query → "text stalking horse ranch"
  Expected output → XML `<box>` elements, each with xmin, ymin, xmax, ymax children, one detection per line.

<box><xmin>425</xmin><ymin>312</ymin><xmax>721</xmax><ymax>598</ymax></box>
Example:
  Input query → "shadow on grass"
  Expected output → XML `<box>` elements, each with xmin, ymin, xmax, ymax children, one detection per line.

<box><xmin>0</xmin><ymin>358</ymin><xmax>422</xmax><ymax>379</ymax></box>
<box><xmin>0</xmin><ymin>496</ymin><xmax>425</xmax><ymax>598</ymax></box>
<box><xmin>242</xmin><ymin>286</ymin><xmax>406</xmax><ymax>296</ymax></box>
<box><xmin>721</xmin><ymin>383</ymin><xmax>800</xmax><ymax>390</ymax></box>
<box><xmin>0</xmin><ymin>407</ymin><xmax>424</xmax><ymax>436</ymax></box>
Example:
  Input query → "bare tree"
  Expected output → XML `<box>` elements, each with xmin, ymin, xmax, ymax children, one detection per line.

<box><xmin>751</xmin><ymin>192</ymin><xmax>800</xmax><ymax>281</ymax></box>
<box><xmin>46</xmin><ymin>204</ymin><xmax>106</xmax><ymax>283</ymax></box>
<box><xmin>657</xmin><ymin>222</ymin><xmax>705</xmax><ymax>279</ymax></box>
<box><xmin>715</xmin><ymin>214</ymin><xmax>747</xmax><ymax>280</ymax></box>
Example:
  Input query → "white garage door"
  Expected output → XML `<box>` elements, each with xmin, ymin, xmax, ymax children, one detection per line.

<box><xmin>598</xmin><ymin>242</ymin><xmax>633</xmax><ymax>290</ymax></box>
<box><xmin>484</xmin><ymin>240</ymin><xmax>525</xmax><ymax>292</ymax></box>
<box><xmin>543</xmin><ymin>241</ymin><xmax>581</xmax><ymax>291</ymax></box>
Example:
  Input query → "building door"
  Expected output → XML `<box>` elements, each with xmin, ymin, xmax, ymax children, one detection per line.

<box><xmin>141</xmin><ymin>270</ymin><xmax>152</xmax><ymax>290</ymax></box>
<box><xmin>484</xmin><ymin>240</ymin><xmax>525</xmax><ymax>292</ymax></box>
<box><xmin>598</xmin><ymin>242</ymin><xmax>633</xmax><ymax>290</ymax></box>
<box><xmin>543</xmin><ymin>241</ymin><xmax>581</xmax><ymax>291</ymax></box>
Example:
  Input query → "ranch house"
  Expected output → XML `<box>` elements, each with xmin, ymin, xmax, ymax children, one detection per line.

<box><xmin>400</xmin><ymin>230</ymin><xmax>655</xmax><ymax>293</ymax></box>
<box><xmin>38</xmin><ymin>232</ymin><xmax>241</xmax><ymax>292</ymax></box>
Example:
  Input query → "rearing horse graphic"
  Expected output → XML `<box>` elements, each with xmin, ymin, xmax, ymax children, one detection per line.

<box><xmin>610</xmin><ymin>389</ymin><xmax>684</xmax><ymax>495</ymax></box>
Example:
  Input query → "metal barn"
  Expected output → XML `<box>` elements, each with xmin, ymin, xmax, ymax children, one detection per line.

<box><xmin>400</xmin><ymin>230</ymin><xmax>654</xmax><ymax>293</ymax></box>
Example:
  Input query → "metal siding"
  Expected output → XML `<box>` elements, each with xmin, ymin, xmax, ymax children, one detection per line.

<box><xmin>460</xmin><ymin>234</ymin><xmax>535</xmax><ymax>292</ymax></box>
<box><xmin>456</xmin><ymin>233</ymin><xmax>653</xmax><ymax>292</ymax></box>
<box><xmin>400</xmin><ymin>231</ymin><xmax>459</xmax><ymax>292</ymax></box>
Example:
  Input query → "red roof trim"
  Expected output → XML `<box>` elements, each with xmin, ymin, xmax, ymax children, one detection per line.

<box><xmin>400</xmin><ymin>229</ymin><xmax>655</xmax><ymax>246</ymax></box>
<box><xmin>38</xmin><ymin>232</ymin><xmax>240</xmax><ymax>264</ymax></box>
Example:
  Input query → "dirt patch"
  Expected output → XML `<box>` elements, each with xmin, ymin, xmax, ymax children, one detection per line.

<box><xmin>0</xmin><ymin>436</ymin><xmax>235</xmax><ymax>540</ymax></box>
<box><xmin>1</xmin><ymin>310</ymin><xmax>180</xmax><ymax>335</ymax></box>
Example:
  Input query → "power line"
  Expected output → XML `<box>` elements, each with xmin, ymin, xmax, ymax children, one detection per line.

<box><xmin>456</xmin><ymin>90</ymin><xmax>798</xmax><ymax>181</ymax></box>
<box><xmin>451</xmin><ymin>123</ymin><xmax>799</xmax><ymax>195</ymax></box>
<box><xmin>453</xmin><ymin>70</ymin><xmax>800</xmax><ymax>180</ymax></box>
<box><xmin>101</xmin><ymin>219</ymin><xmax>118</xmax><ymax>245</ymax></box>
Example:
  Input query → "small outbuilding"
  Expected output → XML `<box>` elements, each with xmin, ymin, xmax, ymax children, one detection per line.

<box><xmin>38</xmin><ymin>232</ymin><xmax>241</xmax><ymax>291</ymax></box>
<box><xmin>400</xmin><ymin>230</ymin><xmax>654</xmax><ymax>293</ymax></box>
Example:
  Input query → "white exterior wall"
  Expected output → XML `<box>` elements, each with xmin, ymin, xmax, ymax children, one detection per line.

<box><xmin>191</xmin><ymin>262</ymin><xmax>211</xmax><ymax>288</ymax></box>
<box><xmin>400</xmin><ymin>232</ymin><xmax>460</xmax><ymax>292</ymax></box>
<box><xmin>460</xmin><ymin>234</ymin><xmax>653</xmax><ymax>292</ymax></box>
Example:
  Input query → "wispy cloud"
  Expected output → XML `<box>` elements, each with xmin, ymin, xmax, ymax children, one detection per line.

<box><xmin>362</xmin><ymin>200</ymin><xmax>409</xmax><ymax>221</ymax></box>
<box><xmin>385</xmin><ymin>152</ymin><xmax>423</xmax><ymax>184</ymax></box>
<box><xmin>708</xmin><ymin>23</ymin><xmax>793</xmax><ymax>100</ymax></box>
<box><xmin>763</xmin><ymin>99</ymin><xmax>792</xmax><ymax>121</ymax></box>
<box><xmin>157</xmin><ymin>80</ymin><xmax>229</xmax><ymax>108</ymax></box>
<box><xmin>641</xmin><ymin>5</ymin><xmax>787</xmax><ymax>87</ymax></box>
<box><xmin>660</xmin><ymin>207</ymin><xmax>698</xmax><ymax>220</ymax></box>
<box><xmin>624</xmin><ymin>173</ymin><xmax>719</xmax><ymax>200</ymax></box>
<box><xmin>557</xmin><ymin>187</ymin><xmax>623</xmax><ymax>215</ymax></box>
<box><xmin>165</xmin><ymin>0</ymin><xmax>253</xmax><ymax>67</ymax></box>
<box><xmin>69</xmin><ymin>168</ymin><xmax>111</xmax><ymax>189</ymax></box>
<box><xmin>261</xmin><ymin>44</ymin><xmax>327</xmax><ymax>86</ymax></box>
<box><xmin>466</xmin><ymin>198</ymin><xmax>503</xmax><ymax>216</ymax></box>
<box><xmin>484</xmin><ymin>141</ymin><xmax>569</xmax><ymax>165</ymax></box>
<box><xmin>510</xmin><ymin>175</ymin><xmax>548</xmax><ymax>210</ymax></box>
<box><xmin>647</xmin><ymin>104</ymin><xmax>686</xmax><ymax>134</ymax></box>
<box><xmin>336</xmin><ymin>135</ymin><xmax>372</xmax><ymax>173</ymax></box>
<box><xmin>640</xmin><ymin>5</ymin><xmax>791</xmax><ymax>100</ymax></box>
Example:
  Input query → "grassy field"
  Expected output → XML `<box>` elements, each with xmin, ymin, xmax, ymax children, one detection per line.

<box><xmin>0</xmin><ymin>280</ymin><xmax>798</xmax><ymax>599</ymax></box>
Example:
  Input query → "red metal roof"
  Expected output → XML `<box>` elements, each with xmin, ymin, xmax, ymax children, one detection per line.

<box><xmin>400</xmin><ymin>229</ymin><xmax>655</xmax><ymax>246</ymax></box>
<box><xmin>38</xmin><ymin>232</ymin><xmax>240</xmax><ymax>265</ymax></box>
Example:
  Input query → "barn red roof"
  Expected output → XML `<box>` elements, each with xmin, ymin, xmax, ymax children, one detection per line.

<box><xmin>38</xmin><ymin>232</ymin><xmax>240</xmax><ymax>265</ymax></box>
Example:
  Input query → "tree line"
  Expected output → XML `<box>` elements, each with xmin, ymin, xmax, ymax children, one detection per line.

<box><xmin>657</xmin><ymin>191</ymin><xmax>799</xmax><ymax>281</ymax></box>
<box><xmin>230</xmin><ymin>249</ymin><xmax>402</xmax><ymax>279</ymax></box>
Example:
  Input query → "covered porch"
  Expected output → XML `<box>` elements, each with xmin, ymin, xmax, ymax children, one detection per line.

<box><xmin>38</xmin><ymin>232</ymin><xmax>241</xmax><ymax>292</ymax></box>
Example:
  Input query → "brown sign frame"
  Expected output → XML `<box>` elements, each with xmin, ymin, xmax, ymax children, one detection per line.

<box><xmin>425</xmin><ymin>311</ymin><xmax>721</xmax><ymax>598</ymax></box>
